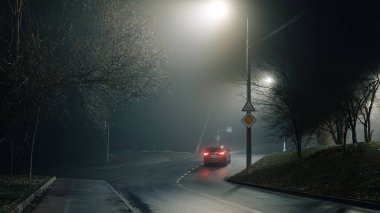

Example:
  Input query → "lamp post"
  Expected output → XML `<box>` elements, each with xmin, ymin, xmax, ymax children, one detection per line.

<box><xmin>242</xmin><ymin>16</ymin><xmax>255</xmax><ymax>172</ymax></box>
<box><xmin>202</xmin><ymin>0</ymin><xmax>255</xmax><ymax>172</ymax></box>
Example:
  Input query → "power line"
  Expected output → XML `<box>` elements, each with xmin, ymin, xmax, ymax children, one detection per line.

<box><xmin>254</xmin><ymin>8</ymin><xmax>308</xmax><ymax>45</ymax></box>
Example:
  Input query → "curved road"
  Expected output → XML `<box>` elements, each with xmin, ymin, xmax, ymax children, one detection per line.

<box><xmin>96</xmin><ymin>151</ymin><xmax>379</xmax><ymax>213</ymax></box>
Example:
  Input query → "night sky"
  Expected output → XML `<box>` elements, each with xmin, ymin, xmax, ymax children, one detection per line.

<box><xmin>1</xmin><ymin>0</ymin><xmax>380</xmax><ymax>166</ymax></box>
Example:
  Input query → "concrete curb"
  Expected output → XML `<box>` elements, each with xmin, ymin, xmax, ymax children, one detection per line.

<box><xmin>105</xmin><ymin>182</ymin><xmax>140</xmax><ymax>213</ymax></box>
<box><xmin>10</xmin><ymin>176</ymin><xmax>56</xmax><ymax>213</ymax></box>
<box><xmin>226</xmin><ymin>177</ymin><xmax>380</xmax><ymax>211</ymax></box>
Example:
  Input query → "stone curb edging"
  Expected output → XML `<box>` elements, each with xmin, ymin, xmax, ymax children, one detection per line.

<box><xmin>10</xmin><ymin>176</ymin><xmax>56</xmax><ymax>213</ymax></box>
<box><xmin>105</xmin><ymin>182</ymin><xmax>140</xmax><ymax>213</ymax></box>
<box><xmin>226</xmin><ymin>177</ymin><xmax>380</xmax><ymax>211</ymax></box>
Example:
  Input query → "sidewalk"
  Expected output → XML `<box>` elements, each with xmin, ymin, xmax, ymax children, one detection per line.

<box><xmin>32</xmin><ymin>179</ymin><xmax>134</xmax><ymax>213</ymax></box>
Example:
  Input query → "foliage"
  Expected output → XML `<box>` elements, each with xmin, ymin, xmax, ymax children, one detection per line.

<box><xmin>0</xmin><ymin>176</ymin><xmax>50</xmax><ymax>212</ymax></box>
<box><xmin>252</xmin><ymin>0</ymin><xmax>380</xmax><ymax>153</ymax></box>
<box><xmin>259</xmin><ymin>70</ymin><xmax>316</xmax><ymax>158</ymax></box>
<box><xmin>230</xmin><ymin>142</ymin><xmax>380</xmax><ymax>203</ymax></box>
<box><xmin>0</xmin><ymin>0</ymin><xmax>169</xmax><ymax>174</ymax></box>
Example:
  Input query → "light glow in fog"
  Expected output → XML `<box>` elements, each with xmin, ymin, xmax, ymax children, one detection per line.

<box><xmin>201</xmin><ymin>0</ymin><xmax>229</xmax><ymax>22</ymax></box>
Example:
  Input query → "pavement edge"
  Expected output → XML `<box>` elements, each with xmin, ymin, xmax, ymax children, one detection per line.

<box><xmin>226</xmin><ymin>177</ymin><xmax>380</xmax><ymax>211</ymax></box>
<box><xmin>105</xmin><ymin>181</ymin><xmax>140</xmax><ymax>213</ymax></box>
<box><xmin>10</xmin><ymin>176</ymin><xmax>56</xmax><ymax>213</ymax></box>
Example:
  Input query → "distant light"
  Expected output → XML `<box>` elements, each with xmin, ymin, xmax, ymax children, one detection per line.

<box><xmin>264</xmin><ymin>76</ymin><xmax>274</xmax><ymax>85</ymax></box>
<box><xmin>202</xmin><ymin>0</ymin><xmax>229</xmax><ymax>22</ymax></box>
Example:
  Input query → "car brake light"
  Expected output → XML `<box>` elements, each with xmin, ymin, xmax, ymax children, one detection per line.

<box><xmin>203</xmin><ymin>152</ymin><xmax>210</xmax><ymax>156</ymax></box>
<box><xmin>218</xmin><ymin>151</ymin><xmax>225</xmax><ymax>155</ymax></box>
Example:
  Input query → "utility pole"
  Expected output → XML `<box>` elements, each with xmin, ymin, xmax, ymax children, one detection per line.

<box><xmin>241</xmin><ymin>17</ymin><xmax>256</xmax><ymax>174</ymax></box>
<box><xmin>246</xmin><ymin>17</ymin><xmax>252</xmax><ymax>171</ymax></box>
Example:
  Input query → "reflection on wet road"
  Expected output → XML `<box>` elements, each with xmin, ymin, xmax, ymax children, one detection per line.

<box><xmin>106</xmin><ymin>151</ymin><xmax>378</xmax><ymax>213</ymax></box>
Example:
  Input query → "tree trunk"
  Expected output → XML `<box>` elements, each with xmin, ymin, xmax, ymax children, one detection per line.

<box><xmin>294</xmin><ymin>127</ymin><xmax>302</xmax><ymax>158</ymax></box>
<box><xmin>343</xmin><ymin>126</ymin><xmax>348</xmax><ymax>151</ymax></box>
<box><xmin>336</xmin><ymin>119</ymin><xmax>343</xmax><ymax>145</ymax></box>
<box><xmin>29</xmin><ymin>102</ymin><xmax>42</xmax><ymax>179</ymax></box>
<box><xmin>351</xmin><ymin>124</ymin><xmax>357</xmax><ymax>144</ymax></box>
<box><xmin>363</xmin><ymin>122</ymin><xmax>368</xmax><ymax>142</ymax></box>
<box><xmin>9</xmin><ymin>127</ymin><xmax>13</xmax><ymax>176</ymax></box>
<box><xmin>367</xmin><ymin>114</ymin><xmax>372</xmax><ymax>141</ymax></box>
<box><xmin>297</xmin><ymin>140</ymin><xmax>302</xmax><ymax>158</ymax></box>
<box><xmin>15</xmin><ymin>0</ymin><xmax>22</xmax><ymax>67</ymax></box>
<box><xmin>332</xmin><ymin>133</ymin><xmax>338</xmax><ymax>144</ymax></box>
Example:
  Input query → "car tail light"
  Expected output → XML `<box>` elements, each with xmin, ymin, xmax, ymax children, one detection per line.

<box><xmin>203</xmin><ymin>152</ymin><xmax>210</xmax><ymax>156</ymax></box>
<box><xmin>218</xmin><ymin>151</ymin><xmax>225</xmax><ymax>156</ymax></box>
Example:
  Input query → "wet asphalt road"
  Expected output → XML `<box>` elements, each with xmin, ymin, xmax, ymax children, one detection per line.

<box><xmin>98</xmin><ymin>151</ymin><xmax>379</xmax><ymax>213</ymax></box>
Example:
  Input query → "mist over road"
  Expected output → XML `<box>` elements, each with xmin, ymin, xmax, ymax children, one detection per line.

<box><xmin>96</xmin><ymin>151</ymin><xmax>376</xmax><ymax>213</ymax></box>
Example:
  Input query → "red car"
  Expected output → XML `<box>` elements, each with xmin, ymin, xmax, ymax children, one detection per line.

<box><xmin>203</xmin><ymin>146</ymin><xmax>231</xmax><ymax>166</ymax></box>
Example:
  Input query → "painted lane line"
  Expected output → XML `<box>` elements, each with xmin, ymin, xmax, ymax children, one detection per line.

<box><xmin>176</xmin><ymin>163</ymin><xmax>202</xmax><ymax>185</ymax></box>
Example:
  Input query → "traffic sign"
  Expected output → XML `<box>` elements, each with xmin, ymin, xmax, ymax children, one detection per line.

<box><xmin>242</xmin><ymin>113</ymin><xmax>256</xmax><ymax>128</ymax></box>
<box><xmin>242</xmin><ymin>101</ymin><xmax>255</xmax><ymax>112</ymax></box>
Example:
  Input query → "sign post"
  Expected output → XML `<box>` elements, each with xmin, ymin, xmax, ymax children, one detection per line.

<box><xmin>241</xmin><ymin>111</ymin><xmax>256</xmax><ymax>174</ymax></box>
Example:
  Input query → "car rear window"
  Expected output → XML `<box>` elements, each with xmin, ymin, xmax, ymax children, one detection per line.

<box><xmin>207</xmin><ymin>147</ymin><xmax>222</xmax><ymax>152</ymax></box>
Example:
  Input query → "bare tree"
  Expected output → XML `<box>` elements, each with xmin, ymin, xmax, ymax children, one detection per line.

<box><xmin>358</xmin><ymin>71</ymin><xmax>380</xmax><ymax>142</ymax></box>
<box><xmin>342</xmin><ymin>89</ymin><xmax>364</xmax><ymax>144</ymax></box>
<box><xmin>1</xmin><ymin>0</ymin><xmax>169</xmax><ymax>177</ymax></box>
<box><xmin>261</xmin><ymin>72</ymin><xmax>315</xmax><ymax>158</ymax></box>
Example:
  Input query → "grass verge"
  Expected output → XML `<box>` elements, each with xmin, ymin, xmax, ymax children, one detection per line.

<box><xmin>0</xmin><ymin>176</ymin><xmax>50</xmax><ymax>213</ymax></box>
<box><xmin>229</xmin><ymin>142</ymin><xmax>380</xmax><ymax>203</ymax></box>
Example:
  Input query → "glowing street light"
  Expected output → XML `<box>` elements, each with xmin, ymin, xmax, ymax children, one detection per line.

<box><xmin>202</xmin><ymin>0</ymin><xmax>230</xmax><ymax>22</ymax></box>
<box><xmin>264</xmin><ymin>76</ymin><xmax>274</xmax><ymax>85</ymax></box>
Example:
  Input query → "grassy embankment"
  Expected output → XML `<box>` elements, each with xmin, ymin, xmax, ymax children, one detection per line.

<box><xmin>0</xmin><ymin>176</ymin><xmax>50</xmax><ymax>212</ymax></box>
<box><xmin>229</xmin><ymin>142</ymin><xmax>380</xmax><ymax>203</ymax></box>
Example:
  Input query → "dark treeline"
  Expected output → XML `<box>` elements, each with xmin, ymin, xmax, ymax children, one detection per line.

<box><xmin>0</xmin><ymin>0</ymin><xmax>168</xmax><ymax>176</ymax></box>
<box><xmin>253</xmin><ymin>0</ymin><xmax>380</xmax><ymax>157</ymax></box>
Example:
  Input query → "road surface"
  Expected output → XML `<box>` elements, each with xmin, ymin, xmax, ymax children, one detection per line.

<box><xmin>31</xmin><ymin>179</ymin><xmax>133</xmax><ymax>213</ymax></box>
<box><xmin>87</xmin><ymin>151</ymin><xmax>378</xmax><ymax>213</ymax></box>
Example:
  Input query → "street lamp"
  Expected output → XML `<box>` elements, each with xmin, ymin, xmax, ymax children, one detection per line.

<box><xmin>202</xmin><ymin>0</ymin><xmax>230</xmax><ymax>21</ymax></box>
<box><xmin>239</xmin><ymin>11</ymin><xmax>255</xmax><ymax>173</ymax></box>
<box><xmin>201</xmin><ymin>0</ymin><xmax>255</xmax><ymax>172</ymax></box>
<box><xmin>264</xmin><ymin>76</ymin><xmax>274</xmax><ymax>85</ymax></box>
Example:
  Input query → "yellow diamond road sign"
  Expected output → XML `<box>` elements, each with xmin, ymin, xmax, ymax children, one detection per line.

<box><xmin>242</xmin><ymin>113</ymin><xmax>256</xmax><ymax>128</ymax></box>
